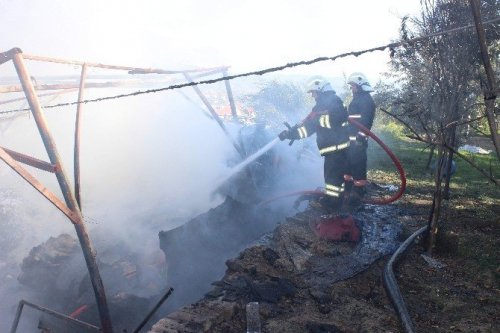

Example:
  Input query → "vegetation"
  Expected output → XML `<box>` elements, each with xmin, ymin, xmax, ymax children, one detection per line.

<box><xmin>368</xmin><ymin>121</ymin><xmax>498</xmax><ymax>273</ymax></box>
<box><xmin>369</xmin><ymin>121</ymin><xmax>498</xmax><ymax>206</ymax></box>
<box><xmin>240</xmin><ymin>0</ymin><xmax>500</xmax><ymax>257</ymax></box>
<box><xmin>374</xmin><ymin>0</ymin><xmax>500</xmax><ymax>252</ymax></box>
<box><xmin>240</xmin><ymin>80</ymin><xmax>311</xmax><ymax>129</ymax></box>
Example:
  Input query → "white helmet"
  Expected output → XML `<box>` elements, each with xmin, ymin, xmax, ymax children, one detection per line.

<box><xmin>347</xmin><ymin>72</ymin><xmax>374</xmax><ymax>92</ymax></box>
<box><xmin>307</xmin><ymin>76</ymin><xmax>334</xmax><ymax>93</ymax></box>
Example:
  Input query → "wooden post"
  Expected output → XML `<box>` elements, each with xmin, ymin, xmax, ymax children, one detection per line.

<box><xmin>427</xmin><ymin>143</ymin><xmax>445</xmax><ymax>255</ymax></box>
<box><xmin>469</xmin><ymin>0</ymin><xmax>500</xmax><ymax>160</ymax></box>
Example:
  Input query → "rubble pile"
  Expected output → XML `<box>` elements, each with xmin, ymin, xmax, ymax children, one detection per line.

<box><xmin>150</xmin><ymin>204</ymin><xmax>404</xmax><ymax>333</ymax></box>
<box><xmin>14</xmin><ymin>196</ymin><xmax>284</xmax><ymax>331</ymax></box>
<box><xmin>14</xmin><ymin>194</ymin><xmax>408</xmax><ymax>332</ymax></box>
<box><xmin>18</xmin><ymin>234</ymin><xmax>79</xmax><ymax>294</ymax></box>
<box><xmin>17</xmin><ymin>234</ymin><xmax>158</xmax><ymax>332</ymax></box>
<box><xmin>159</xmin><ymin>196</ymin><xmax>285</xmax><ymax>312</ymax></box>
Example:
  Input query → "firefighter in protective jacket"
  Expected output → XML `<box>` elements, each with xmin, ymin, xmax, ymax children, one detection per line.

<box><xmin>345</xmin><ymin>72</ymin><xmax>376</xmax><ymax>204</ymax></box>
<box><xmin>279</xmin><ymin>77</ymin><xmax>350</xmax><ymax>212</ymax></box>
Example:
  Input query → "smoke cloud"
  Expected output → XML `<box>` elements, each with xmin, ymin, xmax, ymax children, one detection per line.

<box><xmin>0</xmin><ymin>64</ymin><xmax>334</xmax><ymax>331</ymax></box>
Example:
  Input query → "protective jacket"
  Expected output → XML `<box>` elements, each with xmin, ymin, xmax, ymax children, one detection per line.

<box><xmin>346</xmin><ymin>90</ymin><xmax>376</xmax><ymax>185</ymax></box>
<box><xmin>347</xmin><ymin>91</ymin><xmax>375</xmax><ymax>140</ymax></box>
<box><xmin>289</xmin><ymin>91</ymin><xmax>350</xmax><ymax>155</ymax></box>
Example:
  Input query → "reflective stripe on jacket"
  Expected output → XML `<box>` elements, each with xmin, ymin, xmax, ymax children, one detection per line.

<box><xmin>347</xmin><ymin>91</ymin><xmax>375</xmax><ymax>139</ymax></box>
<box><xmin>325</xmin><ymin>183</ymin><xmax>345</xmax><ymax>197</ymax></box>
<box><xmin>289</xmin><ymin>91</ymin><xmax>350</xmax><ymax>155</ymax></box>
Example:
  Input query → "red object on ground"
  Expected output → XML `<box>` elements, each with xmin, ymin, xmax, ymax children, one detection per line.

<box><xmin>312</xmin><ymin>214</ymin><xmax>360</xmax><ymax>242</ymax></box>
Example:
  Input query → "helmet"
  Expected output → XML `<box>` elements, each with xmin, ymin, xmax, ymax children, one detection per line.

<box><xmin>347</xmin><ymin>72</ymin><xmax>374</xmax><ymax>92</ymax></box>
<box><xmin>307</xmin><ymin>76</ymin><xmax>334</xmax><ymax>93</ymax></box>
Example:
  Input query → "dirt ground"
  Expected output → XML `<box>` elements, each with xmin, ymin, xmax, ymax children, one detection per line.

<box><xmin>149</xmin><ymin>189</ymin><xmax>499</xmax><ymax>333</ymax></box>
<box><xmin>149</xmin><ymin>128</ymin><xmax>499</xmax><ymax>333</ymax></box>
<box><xmin>394</xmin><ymin>199</ymin><xmax>499</xmax><ymax>332</ymax></box>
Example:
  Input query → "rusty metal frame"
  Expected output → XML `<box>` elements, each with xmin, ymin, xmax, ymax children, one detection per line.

<box><xmin>0</xmin><ymin>146</ymin><xmax>58</xmax><ymax>172</ymax></box>
<box><xmin>0</xmin><ymin>146</ymin><xmax>79</xmax><ymax>223</ymax></box>
<box><xmin>0</xmin><ymin>89</ymin><xmax>79</xmax><ymax>105</ymax></box>
<box><xmin>0</xmin><ymin>48</ymin><xmax>114</xmax><ymax>333</ymax></box>
<box><xmin>222</xmin><ymin>69</ymin><xmax>238</xmax><ymax>122</ymax></box>
<box><xmin>1</xmin><ymin>48</ymin><xmax>244</xmax><ymax>333</ymax></box>
<box><xmin>0</xmin><ymin>81</ymin><xmax>125</xmax><ymax>93</ymax></box>
<box><xmin>2</xmin><ymin>52</ymin><xmax>244</xmax><ymax>159</ymax></box>
<box><xmin>74</xmin><ymin>63</ymin><xmax>87</xmax><ymax>208</ymax></box>
<box><xmin>183</xmin><ymin>72</ymin><xmax>244</xmax><ymax>157</ymax></box>
<box><xmin>10</xmin><ymin>299</ymin><xmax>100</xmax><ymax>333</ymax></box>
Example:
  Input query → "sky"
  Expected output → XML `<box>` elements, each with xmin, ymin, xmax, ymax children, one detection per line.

<box><xmin>0</xmin><ymin>0</ymin><xmax>422</xmax><ymax>82</ymax></box>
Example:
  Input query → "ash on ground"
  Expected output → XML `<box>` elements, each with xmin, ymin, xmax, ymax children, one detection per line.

<box><xmin>150</xmin><ymin>204</ymin><xmax>406</xmax><ymax>333</ymax></box>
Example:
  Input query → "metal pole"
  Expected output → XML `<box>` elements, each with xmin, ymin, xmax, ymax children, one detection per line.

<box><xmin>132</xmin><ymin>287</ymin><xmax>174</xmax><ymax>333</ymax></box>
<box><xmin>75</xmin><ymin>63</ymin><xmax>87</xmax><ymax>209</ymax></box>
<box><xmin>0</xmin><ymin>146</ymin><xmax>79</xmax><ymax>223</ymax></box>
<box><xmin>222</xmin><ymin>69</ymin><xmax>238</xmax><ymax>122</ymax></box>
<box><xmin>10</xmin><ymin>300</ymin><xmax>100</xmax><ymax>333</ymax></box>
<box><xmin>1</xmin><ymin>146</ymin><xmax>57</xmax><ymax>172</ymax></box>
<box><xmin>0</xmin><ymin>89</ymin><xmax>79</xmax><ymax>105</ymax></box>
<box><xmin>9</xmin><ymin>300</ymin><xmax>24</xmax><ymax>333</ymax></box>
<box><xmin>10</xmin><ymin>49</ymin><xmax>113</xmax><ymax>333</ymax></box>
<box><xmin>24</xmin><ymin>53</ymin><xmax>228</xmax><ymax>74</ymax></box>
<box><xmin>0</xmin><ymin>81</ymin><xmax>125</xmax><ymax>93</ymax></box>
<box><xmin>183</xmin><ymin>72</ymin><xmax>244</xmax><ymax>158</ymax></box>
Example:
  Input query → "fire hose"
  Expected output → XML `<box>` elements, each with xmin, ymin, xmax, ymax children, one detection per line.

<box><xmin>261</xmin><ymin>119</ymin><xmax>418</xmax><ymax>332</ymax></box>
<box><xmin>383</xmin><ymin>225</ymin><xmax>429</xmax><ymax>333</ymax></box>
<box><xmin>260</xmin><ymin>117</ymin><xmax>407</xmax><ymax>206</ymax></box>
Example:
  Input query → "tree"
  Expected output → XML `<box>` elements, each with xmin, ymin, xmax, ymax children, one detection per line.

<box><xmin>382</xmin><ymin>0</ymin><xmax>499</xmax><ymax>253</ymax></box>
<box><xmin>241</xmin><ymin>80</ymin><xmax>311</xmax><ymax>129</ymax></box>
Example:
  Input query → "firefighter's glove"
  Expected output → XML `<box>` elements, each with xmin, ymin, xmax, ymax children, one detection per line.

<box><xmin>278</xmin><ymin>129</ymin><xmax>291</xmax><ymax>141</ymax></box>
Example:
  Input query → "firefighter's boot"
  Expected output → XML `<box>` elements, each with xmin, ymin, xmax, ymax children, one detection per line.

<box><xmin>310</xmin><ymin>195</ymin><xmax>342</xmax><ymax>214</ymax></box>
<box><xmin>348</xmin><ymin>185</ymin><xmax>365</xmax><ymax>208</ymax></box>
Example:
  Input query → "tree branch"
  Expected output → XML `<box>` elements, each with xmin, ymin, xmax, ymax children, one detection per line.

<box><xmin>379</xmin><ymin>107</ymin><xmax>424</xmax><ymax>140</ymax></box>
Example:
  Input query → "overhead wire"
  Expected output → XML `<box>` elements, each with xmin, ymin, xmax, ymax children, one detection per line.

<box><xmin>0</xmin><ymin>16</ymin><xmax>499</xmax><ymax>116</ymax></box>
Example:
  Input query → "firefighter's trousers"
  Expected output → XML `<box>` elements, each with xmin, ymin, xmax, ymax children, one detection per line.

<box><xmin>323</xmin><ymin>149</ymin><xmax>349</xmax><ymax>200</ymax></box>
<box><xmin>348</xmin><ymin>138</ymin><xmax>368</xmax><ymax>181</ymax></box>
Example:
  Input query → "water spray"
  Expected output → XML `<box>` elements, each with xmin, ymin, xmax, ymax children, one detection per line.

<box><xmin>213</xmin><ymin>137</ymin><xmax>280</xmax><ymax>190</ymax></box>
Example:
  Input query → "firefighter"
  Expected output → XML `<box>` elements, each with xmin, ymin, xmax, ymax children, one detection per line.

<box><xmin>279</xmin><ymin>77</ymin><xmax>350</xmax><ymax>212</ymax></box>
<box><xmin>345</xmin><ymin>72</ymin><xmax>376</xmax><ymax>205</ymax></box>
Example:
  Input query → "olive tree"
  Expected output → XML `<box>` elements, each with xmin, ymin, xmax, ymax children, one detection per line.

<box><xmin>382</xmin><ymin>0</ymin><xmax>499</xmax><ymax>252</ymax></box>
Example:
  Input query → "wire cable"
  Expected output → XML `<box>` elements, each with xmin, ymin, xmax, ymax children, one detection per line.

<box><xmin>1</xmin><ymin>17</ymin><xmax>498</xmax><ymax>116</ymax></box>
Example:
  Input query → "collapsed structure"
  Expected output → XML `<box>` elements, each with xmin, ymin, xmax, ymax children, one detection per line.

<box><xmin>0</xmin><ymin>47</ymin><xmax>254</xmax><ymax>332</ymax></box>
<box><xmin>151</xmin><ymin>204</ymin><xmax>405</xmax><ymax>333</ymax></box>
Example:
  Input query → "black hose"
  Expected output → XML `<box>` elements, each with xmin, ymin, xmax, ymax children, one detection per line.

<box><xmin>383</xmin><ymin>226</ymin><xmax>428</xmax><ymax>333</ymax></box>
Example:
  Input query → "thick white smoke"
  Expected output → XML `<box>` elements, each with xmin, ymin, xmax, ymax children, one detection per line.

<box><xmin>0</xmin><ymin>71</ymin><xmax>242</xmax><ymax>330</ymax></box>
<box><xmin>0</xmin><ymin>66</ymin><xmax>336</xmax><ymax>331</ymax></box>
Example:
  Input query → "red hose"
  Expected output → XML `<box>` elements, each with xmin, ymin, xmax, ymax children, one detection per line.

<box><xmin>260</xmin><ymin>119</ymin><xmax>406</xmax><ymax>206</ymax></box>
<box><xmin>349</xmin><ymin>118</ymin><xmax>406</xmax><ymax>204</ymax></box>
